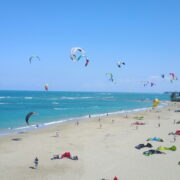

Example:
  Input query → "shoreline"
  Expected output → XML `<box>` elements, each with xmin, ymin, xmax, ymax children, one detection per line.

<box><xmin>0</xmin><ymin>102</ymin><xmax>168</xmax><ymax>136</ymax></box>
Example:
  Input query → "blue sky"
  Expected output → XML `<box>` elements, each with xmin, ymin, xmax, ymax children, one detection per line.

<box><xmin>0</xmin><ymin>0</ymin><xmax>180</xmax><ymax>92</ymax></box>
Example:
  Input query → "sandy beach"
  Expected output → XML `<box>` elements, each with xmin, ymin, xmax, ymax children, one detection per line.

<box><xmin>0</xmin><ymin>102</ymin><xmax>180</xmax><ymax>180</ymax></box>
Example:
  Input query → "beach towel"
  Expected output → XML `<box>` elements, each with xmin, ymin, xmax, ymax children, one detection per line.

<box><xmin>135</xmin><ymin>143</ymin><xmax>152</xmax><ymax>150</ymax></box>
<box><xmin>143</xmin><ymin>149</ymin><xmax>165</xmax><ymax>156</ymax></box>
<box><xmin>157</xmin><ymin>146</ymin><xmax>176</xmax><ymax>151</ymax></box>
<box><xmin>147</xmin><ymin>137</ymin><xmax>163</xmax><ymax>142</ymax></box>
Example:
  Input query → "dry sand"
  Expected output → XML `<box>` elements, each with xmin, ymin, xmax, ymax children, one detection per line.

<box><xmin>0</xmin><ymin>102</ymin><xmax>180</xmax><ymax>180</ymax></box>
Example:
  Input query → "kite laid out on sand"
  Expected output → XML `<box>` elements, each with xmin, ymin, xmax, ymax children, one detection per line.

<box><xmin>29</xmin><ymin>56</ymin><xmax>40</xmax><ymax>64</ymax></box>
<box><xmin>135</xmin><ymin>143</ymin><xmax>152</xmax><ymax>150</ymax></box>
<box><xmin>51</xmin><ymin>152</ymin><xmax>78</xmax><ymax>160</ymax></box>
<box><xmin>117</xmin><ymin>61</ymin><xmax>125</xmax><ymax>68</ymax></box>
<box><xmin>70</xmin><ymin>47</ymin><xmax>90</xmax><ymax>66</ymax></box>
<box><xmin>101</xmin><ymin>176</ymin><xmax>119</xmax><ymax>180</ymax></box>
<box><xmin>131</xmin><ymin>121</ymin><xmax>145</xmax><ymax>125</ymax></box>
<box><xmin>143</xmin><ymin>149</ymin><xmax>165</xmax><ymax>156</ymax></box>
<box><xmin>134</xmin><ymin>116</ymin><xmax>144</xmax><ymax>120</ymax></box>
<box><xmin>25</xmin><ymin>112</ymin><xmax>37</xmax><ymax>125</ymax></box>
<box><xmin>147</xmin><ymin>137</ymin><xmax>163</xmax><ymax>142</ymax></box>
<box><xmin>157</xmin><ymin>146</ymin><xmax>176</xmax><ymax>151</ymax></box>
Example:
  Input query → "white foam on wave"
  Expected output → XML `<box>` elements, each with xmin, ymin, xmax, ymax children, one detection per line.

<box><xmin>52</xmin><ymin>102</ymin><xmax>59</xmax><ymax>104</ymax></box>
<box><xmin>53</xmin><ymin>107</ymin><xmax>68</xmax><ymax>110</ymax></box>
<box><xmin>0</xmin><ymin>96</ymin><xmax>11</xmax><ymax>99</ymax></box>
<box><xmin>60</xmin><ymin>96</ymin><xmax>92</xmax><ymax>100</ymax></box>
<box><xmin>0</xmin><ymin>102</ymin><xmax>168</xmax><ymax>136</ymax></box>
<box><xmin>24</xmin><ymin>97</ymin><xmax>33</xmax><ymax>99</ymax></box>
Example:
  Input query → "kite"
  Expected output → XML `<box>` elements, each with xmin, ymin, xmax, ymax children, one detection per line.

<box><xmin>44</xmin><ymin>84</ymin><xmax>48</xmax><ymax>91</ymax></box>
<box><xmin>85</xmin><ymin>59</ymin><xmax>90</xmax><ymax>67</ymax></box>
<box><xmin>161</xmin><ymin>73</ymin><xmax>178</xmax><ymax>83</ymax></box>
<box><xmin>117</xmin><ymin>61</ymin><xmax>125</xmax><ymax>68</ymax></box>
<box><xmin>25</xmin><ymin>112</ymin><xmax>36</xmax><ymax>125</ymax></box>
<box><xmin>106</xmin><ymin>73</ymin><xmax>114</xmax><ymax>82</ymax></box>
<box><xmin>141</xmin><ymin>81</ymin><xmax>149</xmax><ymax>87</ymax></box>
<box><xmin>153</xmin><ymin>98</ymin><xmax>159</xmax><ymax>107</ymax></box>
<box><xmin>29</xmin><ymin>56</ymin><xmax>40</xmax><ymax>64</ymax></box>
<box><xmin>150</xmin><ymin>82</ymin><xmax>156</xmax><ymax>87</ymax></box>
<box><xmin>170</xmin><ymin>73</ymin><xmax>175</xmax><ymax>79</ymax></box>
<box><xmin>70</xmin><ymin>47</ymin><xmax>90</xmax><ymax>66</ymax></box>
<box><xmin>161</xmin><ymin>74</ymin><xmax>165</xmax><ymax>79</ymax></box>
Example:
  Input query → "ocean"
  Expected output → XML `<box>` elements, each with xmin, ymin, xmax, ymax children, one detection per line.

<box><xmin>0</xmin><ymin>90</ymin><xmax>169</xmax><ymax>135</ymax></box>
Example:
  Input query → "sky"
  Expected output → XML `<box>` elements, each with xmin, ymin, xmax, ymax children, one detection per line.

<box><xmin>0</xmin><ymin>0</ymin><xmax>180</xmax><ymax>92</ymax></box>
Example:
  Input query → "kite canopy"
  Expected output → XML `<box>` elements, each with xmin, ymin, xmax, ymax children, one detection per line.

<box><xmin>147</xmin><ymin>137</ymin><xmax>163</xmax><ymax>142</ymax></box>
<box><xmin>44</xmin><ymin>84</ymin><xmax>48</xmax><ymax>91</ymax></box>
<box><xmin>153</xmin><ymin>98</ymin><xmax>159</xmax><ymax>107</ymax></box>
<box><xmin>70</xmin><ymin>47</ymin><xmax>90</xmax><ymax>66</ymax></box>
<box><xmin>117</xmin><ymin>61</ymin><xmax>125</xmax><ymax>68</ymax></box>
<box><xmin>161</xmin><ymin>73</ymin><xmax>178</xmax><ymax>83</ymax></box>
<box><xmin>106</xmin><ymin>72</ymin><xmax>114</xmax><ymax>82</ymax></box>
<box><xmin>25</xmin><ymin>112</ymin><xmax>36</xmax><ymax>125</ymax></box>
<box><xmin>157</xmin><ymin>146</ymin><xmax>176</xmax><ymax>151</ymax></box>
<box><xmin>29</xmin><ymin>56</ymin><xmax>40</xmax><ymax>64</ymax></box>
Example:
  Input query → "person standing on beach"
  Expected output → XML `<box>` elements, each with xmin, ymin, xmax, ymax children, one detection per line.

<box><xmin>56</xmin><ymin>130</ymin><xmax>60</xmax><ymax>137</ymax></box>
<box><xmin>34</xmin><ymin>157</ymin><xmax>39</xmax><ymax>169</ymax></box>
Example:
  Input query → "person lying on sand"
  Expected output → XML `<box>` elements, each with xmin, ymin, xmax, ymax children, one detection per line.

<box><xmin>51</xmin><ymin>152</ymin><xmax>78</xmax><ymax>160</ymax></box>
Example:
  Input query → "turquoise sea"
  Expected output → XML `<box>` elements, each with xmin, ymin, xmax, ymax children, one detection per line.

<box><xmin>0</xmin><ymin>91</ymin><xmax>169</xmax><ymax>135</ymax></box>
